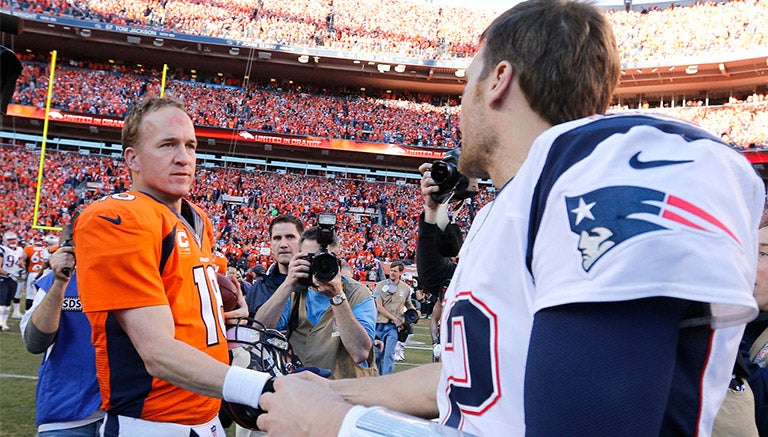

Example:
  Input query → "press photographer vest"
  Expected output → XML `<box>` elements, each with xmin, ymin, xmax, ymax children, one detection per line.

<box><xmin>289</xmin><ymin>277</ymin><xmax>372</xmax><ymax>371</ymax></box>
<box><xmin>375</xmin><ymin>280</ymin><xmax>411</xmax><ymax>324</ymax></box>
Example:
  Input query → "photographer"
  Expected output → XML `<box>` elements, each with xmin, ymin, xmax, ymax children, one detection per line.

<box><xmin>373</xmin><ymin>260</ymin><xmax>419</xmax><ymax>375</ymax></box>
<box><xmin>20</xmin><ymin>238</ymin><xmax>104</xmax><ymax>434</ymax></box>
<box><xmin>255</xmin><ymin>221</ymin><xmax>376</xmax><ymax>375</ymax></box>
<box><xmin>417</xmin><ymin>158</ymin><xmax>477</xmax><ymax>361</ymax></box>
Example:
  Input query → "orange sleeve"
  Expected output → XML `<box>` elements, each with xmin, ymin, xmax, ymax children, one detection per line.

<box><xmin>75</xmin><ymin>197</ymin><xmax>168</xmax><ymax>312</ymax></box>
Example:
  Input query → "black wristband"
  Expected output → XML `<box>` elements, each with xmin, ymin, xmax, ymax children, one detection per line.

<box><xmin>262</xmin><ymin>376</ymin><xmax>276</xmax><ymax>394</ymax></box>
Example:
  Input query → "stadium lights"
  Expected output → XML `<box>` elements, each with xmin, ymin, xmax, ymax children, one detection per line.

<box><xmin>79</xmin><ymin>28</ymin><xmax>91</xmax><ymax>38</ymax></box>
<box><xmin>455</xmin><ymin>69</ymin><xmax>465</xmax><ymax>78</ymax></box>
<box><xmin>377</xmin><ymin>64</ymin><xmax>391</xmax><ymax>73</ymax></box>
<box><xmin>153</xmin><ymin>38</ymin><xmax>164</xmax><ymax>47</ymax></box>
<box><xmin>394</xmin><ymin>64</ymin><xmax>406</xmax><ymax>73</ymax></box>
<box><xmin>298</xmin><ymin>55</ymin><xmax>309</xmax><ymax>63</ymax></box>
<box><xmin>229</xmin><ymin>47</ymin><xmax>239</xmax><ymax>56</ymax></box>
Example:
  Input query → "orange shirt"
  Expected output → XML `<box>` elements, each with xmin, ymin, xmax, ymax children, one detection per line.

<box><xmin>22</xmin><ymin>245</ymin><xmax>48</xmax><ymax>273</ymax></box>
<box><xmin>213</xmin><ymin>251</ymin><xmax>228</xmax><ymax>275</ymax></box>
<box><xmin>74</xmin><ymin>191</ymin><xmax>228</xmax><ymax>425</ymax></box>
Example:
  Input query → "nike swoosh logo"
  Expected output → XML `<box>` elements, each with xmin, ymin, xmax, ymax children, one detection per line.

<box><xmin>629</xmin><ymin>152</ymin><xmax>693</xmax><ymax>169</ymax></box>
<box><xmin>98</xmin><ymin>214</ymin><xmax>122</xmax><ymax>225</ymax></box>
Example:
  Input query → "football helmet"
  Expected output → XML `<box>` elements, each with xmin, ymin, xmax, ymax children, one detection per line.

<box><xmin>43</xmin><ymin>234</ymin><xmax>59</xmax><ymax>246</ymax></box>
<box><xmin>3</xmin><ymin>231</ymin><xmax>18</xmax><ymax>248</ymax></box>
<box><xmin>223</xmin><ymin>318</ymin><xmax>302</xmax><ymax>430</ymax></box>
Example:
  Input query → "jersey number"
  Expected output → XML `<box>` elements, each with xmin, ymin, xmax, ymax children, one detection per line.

<box><xmin>443</xmin><ymin>292</ymin><xmax>501</xmax><ymax>428</ymax></box>
<box><xmin>193</xmin><ymin>265</ymin><xmax>226</xmax><ymax>346</ymax></box>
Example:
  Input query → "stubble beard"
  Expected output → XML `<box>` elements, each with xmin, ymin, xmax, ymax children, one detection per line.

<box><xmin>458</xmin><ymin>82</ymin><xmax>494</xmax><ymax>180</ymax></box>
<box><xmin>459</xmin><ymin>132</ymin><xmax>495</xmax><ymax>180</ymax></box>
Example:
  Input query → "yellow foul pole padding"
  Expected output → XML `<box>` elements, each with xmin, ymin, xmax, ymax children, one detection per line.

<box><xmin>160</xmin><ymin>64</ymin><xmax>168</xmax><ymax>97</ymax></box>
<box><xmin>32</xmin><ymin>50</ymin><xmax>62</xmax><ymax>232</ymax></box>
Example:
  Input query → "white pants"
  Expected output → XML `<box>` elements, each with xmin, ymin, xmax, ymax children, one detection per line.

<box><xmin>101</xmin><ymin>414</ymin><xmax>223</xmax><ymax>437</ymax></box>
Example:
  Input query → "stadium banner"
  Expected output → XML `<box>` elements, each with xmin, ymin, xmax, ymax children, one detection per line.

<box><xmin>221</xmin><ymin>194</ymin><xmax>249</xmax><ymax>205</ymax></box>
<box><xmin>6</xmin><ymin>104</ymin><xmax>444</xmax><ymax>159</ymax></box>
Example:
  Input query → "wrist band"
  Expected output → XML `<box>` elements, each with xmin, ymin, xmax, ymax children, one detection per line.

<box><xmin>222</xmin><ymin>366</ymin><xmax>272</xmax><ymax>408</ymax></box>
<box><xmin>338</xmin><ymin>405</ymin><xmax>373</xmax><ymax>437</ymax></box>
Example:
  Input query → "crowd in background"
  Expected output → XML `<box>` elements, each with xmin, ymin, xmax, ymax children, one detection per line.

<box><xmin>0</xmin><ymin>142</ymin><xmax>493</xmax><ymax>281</ymax></box>
<box><xmin>2</xmin><ymin>0</ymin><xmax>765</xmax><ymax>64</ymax></box>
<box><xmin>10</xmin><ymin>53</ymin><xmax>768</xmax><ymax>149</ymax></box>
<box><xmin>13</xmin><ymin>54</ymin><xmax>461</xmax><ymax>149</ymax></box>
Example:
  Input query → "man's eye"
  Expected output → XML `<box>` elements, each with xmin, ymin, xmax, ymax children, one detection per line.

<box><xmin>760</xmin><ymin>251</ymin><xmax>768</xmax><ymax>257</ymax></box>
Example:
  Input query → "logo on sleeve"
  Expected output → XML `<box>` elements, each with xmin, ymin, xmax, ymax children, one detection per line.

<box><xmin>629</xmin><ymin>152</ymin><xmax>693</xmax><ymax>169</ymax></box>
<box><xmin>98</xmin><ymin>214</ymin><xmax>122</xmax><ymax>225</ymax></box>
<box><xmin>566</xmin><ymin>186</ymin><xmax>738</xmax><ymax>271</ymax></box>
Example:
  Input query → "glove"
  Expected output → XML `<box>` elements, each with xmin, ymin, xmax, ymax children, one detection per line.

<box><xmin>432</xmin><ymin>342</ymin><xmax>441</xmax><ymax>360</ymax></box>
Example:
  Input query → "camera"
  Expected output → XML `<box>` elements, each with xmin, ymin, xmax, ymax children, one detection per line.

<box><xmin>430</xmin><ymin>148</ymin><xmax>478</xmax><ymax>204</ymax></box>
<box><xmin>298</xmin><ymin>212</ymin><xmax>340</xmax><ymax>287</ymax></box>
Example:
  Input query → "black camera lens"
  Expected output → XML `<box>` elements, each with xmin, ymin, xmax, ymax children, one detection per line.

<box><xmin>311</xmin><ymin>251</ymin><xmax>339</xmax><ymax>283</ymax></box>
<box><xmin>431</xmin><ymin>161</ymin><xmax>457</xmax><ymax>187</ymax></box>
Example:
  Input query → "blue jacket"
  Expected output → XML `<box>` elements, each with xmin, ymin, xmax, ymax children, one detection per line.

<box><xmin>244</xmin><ymin>264</ymin><xmax>287</xmax><ymax>316</ymax></box>
<box><xmin>33</xmin><ymin>271</ymin><xmax>102</xmax><ymax>426</ymax></box>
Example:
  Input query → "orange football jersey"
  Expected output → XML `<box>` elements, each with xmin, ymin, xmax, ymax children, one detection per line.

<box><xmin>74</xmin><ymin>191</ymin><xmax>228</xmax><ymax>425</ymax></box>
<box><xmin>23</xmin><ymin>245</ymin><xmax>48</xmax><ymax>273</ymax></box>
<box><xmin>213</xmin><ymin>250</ymin><xmax>228</xmax><ymax>275</ymax></box>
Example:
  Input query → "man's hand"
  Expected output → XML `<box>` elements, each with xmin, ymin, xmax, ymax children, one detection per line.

<box><xmin>48</xmin><ymin>247</ymin><xmax>75</xmax><ymax>282</ymax></box>
<box><xmin>285</xmin><ymin>252</ymin><xmax>312</xmax><ymax>287</ymax></box>
<box><xmin>419</xmin><ymin>162</ymin><xmax>441</xmax><ymax>216</ymax></box>
<box><xmin>257</xmin><ymin>374</ymin><xmax>351</xmax><ymax>436</ymax></box>
<box><xmin>313</xmin><ymin>271</ymin><xmax>343</xmax><ymax>299</ymax></box>
<box><xmin>223</xmin><ymin>278</ymin><xmax>249</xmax><ymax>322</ymax></box>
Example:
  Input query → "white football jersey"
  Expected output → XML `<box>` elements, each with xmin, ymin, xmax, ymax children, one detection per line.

<box><xmin>437</xmin><ymin>113</ymin><xmax>763</xmax><ymax>435</ymax></box>
<box><xmin>1</xmin><ymin>245</ymin><xmax>24</xmax><ymax>277</ymax></box>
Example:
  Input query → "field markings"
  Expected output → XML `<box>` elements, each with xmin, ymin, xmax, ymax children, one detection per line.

<box><xmin>0</xmin><ymin>373</ymin><xmax>38</xmax><ymax>380</ymax></box>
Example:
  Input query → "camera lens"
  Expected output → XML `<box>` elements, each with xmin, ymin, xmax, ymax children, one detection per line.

<box><xmin>311</xmin><ymin>252</ymin><xmax>339</xmax><ymax>282</ymax></box>
<box><xmin>431</xmin><ymin>161</ymin><xmax>454</xmax><ymax>186</ymax></box>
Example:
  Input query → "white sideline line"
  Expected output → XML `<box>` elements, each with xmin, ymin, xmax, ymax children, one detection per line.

<box><xmin>0</xmin><ymin>373</ymin><xmax>38</xmax><ymax>380</ymax></box>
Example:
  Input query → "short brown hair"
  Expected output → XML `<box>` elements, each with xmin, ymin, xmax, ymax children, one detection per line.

<box><xmin>390</xmin><ymin>260</ymin><xmax>405</xmax><ymax>272</ymax></box>
<box><xmin>268</xmin><ymin>215</ymin><xmax>304</xmax><ymax>238</ymax></box>
<box><xmin>478</xmin><ymin>0</ymin><xmax>620</xmax><ymax>125</ymax></box>
<box><xmin>122</xmin><ymin>97</ymin><xmax>187</xmax><ymax>151</ymax></box>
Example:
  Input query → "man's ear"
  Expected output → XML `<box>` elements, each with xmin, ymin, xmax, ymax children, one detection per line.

<box><xmin>124</xmin><ymin>147</ymin><xmax>140</xmax><ymax>173</ymax></box>
<box><xmin>488</xmin><ymin>61</ymin><xmax>514</xmax><ymax>107</ymax></box>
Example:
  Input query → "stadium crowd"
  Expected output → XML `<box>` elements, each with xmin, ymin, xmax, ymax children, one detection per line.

<box><xmin>10</xmin><ymin>53</ymin><xmax>768</xmax><ymax>149</ymax></box>
<box><xmin>0</xmin><ymin>141</ymin><xmax>492</xmax><ymax>281</ymax></box>
<box><xmin>2</xmin><ymin>0</ymin><xmax>766</xmax><ymax>64</ymax></box>
<box><xmin>12</xmin><ymin>54</ymin><xmax>461</xmax><ymax>149</ymax></box>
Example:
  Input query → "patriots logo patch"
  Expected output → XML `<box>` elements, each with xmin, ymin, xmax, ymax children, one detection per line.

<box><xmin>566</xmin><ymin>186</ymin><xmax>738</xmax><ymax>271</ymax></box>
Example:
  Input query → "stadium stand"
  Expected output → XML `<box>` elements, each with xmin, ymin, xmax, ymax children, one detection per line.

<box><xmin>8</xmin><ymin>52</ymin><xmax>767</xmax><ymax>149</ymax></box>
<box><xmin>0</xmin><ymin>141</ymin><xmax>492</xmax><ymax>279</ymax></box>
<box><xmin>2</xmin><ymin>0</ymin><xmax>766</xmax><ymax>64</ymax></box>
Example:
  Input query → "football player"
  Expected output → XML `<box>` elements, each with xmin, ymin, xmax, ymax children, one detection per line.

<box><xmin>256</xmin><ymin>1</ymin><xmax>764</xmax><ymax>435</ymax></box>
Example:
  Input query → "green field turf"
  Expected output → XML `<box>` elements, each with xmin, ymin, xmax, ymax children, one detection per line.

<box><xmin>0</xmin><ymin>315</ymin><xmax>435</xmax><ymax>436</ymax></box>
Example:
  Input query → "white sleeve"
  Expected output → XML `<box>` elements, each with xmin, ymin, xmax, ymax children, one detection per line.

<box><xmin>19</xmin><ymin>288</ymin><xmax>47</xmax><ymax>337</ymax></box>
